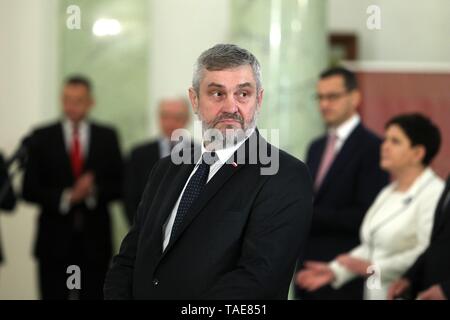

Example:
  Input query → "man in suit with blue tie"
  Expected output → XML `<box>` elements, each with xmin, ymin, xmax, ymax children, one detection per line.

<box><xmin>295</xmin><ymin>67</ymin><xmax>389</xmax><ymax>300</ymax></box>
<box><xmin>104</xmin><ymin>44</ymin><xmax>313</xmax><ymax>299</ymax></box>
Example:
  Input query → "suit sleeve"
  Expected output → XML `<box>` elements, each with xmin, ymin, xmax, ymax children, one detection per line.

<box><xmin>329</xmin><ymin>243</ymin><xmax>369</xmax><ymax>288</ymax></box>
<box><xmin>441</xmin><ymin>280</ymin><xmax>450</xmax><ymax>299</ymax></box>
<box><xmin>0</xmin><ymin>154</ymin><xmax>16</xmax><ymax>211</ymax></box>
<box><xmin>403</xmin><ymin>250</ymin><xmax>426</xmax><ymax>291</ymax></box>
<box><xmin>311</xmin><ymin>141</ymin><xmax>389</xmax><ymax>234</ymax></box>
<box><xmin>22</xmin><ymin>132</ymin><xmax>65</xmax><ymax>214</ymax></box>
<box><xmin>123</xmin><ymin>151</ymin><xmax>141</xmax><ymax>225</ymax></box>
<box><xmin>201</xmin><ymin>161</ymin><xmax>314</xmax><ymax>299</ymax></box>
<box><xmin>103</xmin><ymin>160</ymin><xmax>163</xmax><ymax>299</ymax></box>
<box><xmin>96</xmin><ymin>130</ymin><xmax>123</xmax><ymax>205</ymax></box>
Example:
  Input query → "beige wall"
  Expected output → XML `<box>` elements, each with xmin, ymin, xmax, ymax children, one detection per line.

<box><xmin>0</xmin><ymin>0</ymin><xmax>58</xmax><ymax>299</ymax></box>
<box><xmin>329</xmin><ymin>0</ymin><xmax>450</xmax><ymax>63</ymax></box>
<box><xmin>148</xmin><ymin>0</ymin><xmax>230</xmax><ymax>137</ymax></box>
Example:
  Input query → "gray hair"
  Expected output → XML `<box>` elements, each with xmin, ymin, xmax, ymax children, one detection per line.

<box><xmin>192</xmin><ymin>44</ymin><xmax>262</xmax><ymax>95</ymax></box>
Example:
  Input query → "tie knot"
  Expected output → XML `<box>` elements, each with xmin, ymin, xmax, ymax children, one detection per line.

<box><xmin>328</xmin><ymin>132</ymin><xmax>338</xmax><ymax>141</ymax></box>
<box><xmin>201</xmin><ymin>151</ymin><xmax>218</xmax><ymax>166</ymax></box>
<box><xmin>72</xmin><ymin>125</ymin><xmax>80</xmax><ymax>136</ymax></box>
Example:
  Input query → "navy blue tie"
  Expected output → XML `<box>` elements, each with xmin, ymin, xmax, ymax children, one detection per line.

<box><xmin>170</xmin><ymin>152</ymin><xmax>217</xmax><ymax>241</ymax></box>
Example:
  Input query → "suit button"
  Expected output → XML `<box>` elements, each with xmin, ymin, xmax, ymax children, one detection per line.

<box><xmin>153</xmin><ymin>279</ymin><xmax>159</xmax><ymax>286</ymax></box>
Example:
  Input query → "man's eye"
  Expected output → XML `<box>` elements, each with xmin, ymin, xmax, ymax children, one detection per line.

<box><xmin>238</xmin><ymin>91</ymin><xmax>248</xmax><ymax>98</ymax></box>
<box><xmin>212</xmin><ymin>92</ymin><xmax>223</xmax><ymax>97</ymax></box>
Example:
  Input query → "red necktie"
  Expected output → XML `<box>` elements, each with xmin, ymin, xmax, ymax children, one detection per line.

<box><xmin>71</xmin><ymin>126</ymin><xmax>83</xmax><ymax>179</ymax></box>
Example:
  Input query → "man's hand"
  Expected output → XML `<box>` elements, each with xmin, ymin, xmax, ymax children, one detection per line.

<box><xmin>295</xmin><ymin>261</ymin><xmax>335</xmax><ymax>292</ymax></box>
<box><xmin>417</xmin><ymin>284</ymin><xmax>447</xmax><ymax>300</ymax></box>
<box><xmin>336</xmin><ymin>254</ymin><xmax>371</xmax><ymax>276</ymax></box>
<box><xmin>70</xmin><ymin>172</ymin><xmax>95</xmax><ymax>204</ymax></box>
<box><xmin>387</xmin><ymin>278</ymin><xmax>411</xmax><ymax>300</ymax></box>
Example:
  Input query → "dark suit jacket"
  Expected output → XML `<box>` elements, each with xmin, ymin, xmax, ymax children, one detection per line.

<box><xmin>404</xmin><ymin>175</ymin><xmax>450</xmax><ymax>298</ymax></box>
<box><xmin>124</xmin><ymin>141</ymin><xmax>161</xmax><ymax>224</ymax></box>
<box><xmin>104</xmin><ymin>130</ymin><xmax>313</xmax><ymax>299</ymax></box>
<box><xmin>303</xmin><ymin>123</ymin><xmax>389</xmax><ymax>263</ymax></box>
<box><xmin>0</xmin><ymin>153</ymin><xmax>16</xmax><ymax>263</ymax></box>
<box><xmin>22</xmin><ymin>121</ymin><xmax>123</xmax><ymax>264</ymax></box>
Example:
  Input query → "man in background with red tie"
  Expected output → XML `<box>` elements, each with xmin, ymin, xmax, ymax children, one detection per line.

<box><xmin>295</xmin><ymin>67</ymin><xmax>389</xmax><ymax>300</ymax></box>
<box><xmin>23</xmin><ymin>76</ymin><xmax>123</xmax><ymax>300</ymax></box>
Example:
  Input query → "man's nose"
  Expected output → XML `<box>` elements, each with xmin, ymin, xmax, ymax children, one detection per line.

<box><xmin>221</xmin><ymin>95</ymin><xmax>239</xmax><ymax>113</ymax></box>
<box><xmin>319</xmin><ymin>98</ymin><xmax>330</xmax><ymax>109</ymax></box>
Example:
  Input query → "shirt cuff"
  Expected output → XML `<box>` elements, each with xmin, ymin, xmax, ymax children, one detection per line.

<box><xmin>59</xmin><ymin>189</ymin><xmax>72</xmax><ymax>215</ymax></box>
<box><xmin>329</xmin><ymin>260</ymin><xmax>358</xmax><ymax>289</ymax></box>
<box><xmin>85</xmin><ymin>187</ymin><xmax>97</xmax><ymax>210</ymax></box>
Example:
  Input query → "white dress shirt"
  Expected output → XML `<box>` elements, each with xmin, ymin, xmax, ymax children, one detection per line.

<box><xmin>329</xmin><ymin>168</ymin><xmax>445</xmax><ymax>299</ymax></box>
<box><xmin>62</xmin><ymin>118</ymin><xmax>90</xmax><ymax>156</ymax></box>
<box><xmin>162</xmin><ymin>128</ymin><xmax>255</xmax><ymax>251</ymax></box>
<box><xmin>329</xmin><ymin>113</ymin><xmax>360</xmax><ymax>153</ymax></box>
<box><xmin>158</xmin><ymin>136</ymin><xmax>171</xmax><ymax>158</ymax></box>
<box><xmin>60</xmin><ymin>119</ymin><xmax>96</xmax><ymax>214</ymax></box>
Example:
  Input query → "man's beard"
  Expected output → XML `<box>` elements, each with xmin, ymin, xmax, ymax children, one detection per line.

<box><xmin>199</xmin><ymin>107</ymin><xmax>259</xmax><ymax>151</ymax></box>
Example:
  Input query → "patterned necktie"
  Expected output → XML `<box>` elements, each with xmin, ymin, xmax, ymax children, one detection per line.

<box><xmin>314</xmin><ymin>133</ymin><xmax>338</xmax><ymax>191</ymax></box>
<box><xmin>170</xmin><ymin>152</ymin><xmax>217</xmax><ymax>241</ymax></box>
<box><xmin>70</xmin><ymin>125</ymin><xmax>83</xmax><ymax>179</ymax></box>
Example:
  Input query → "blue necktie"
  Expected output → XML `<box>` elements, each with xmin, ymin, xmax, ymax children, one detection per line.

<box><xmin>170</xmin><ymin>152</ymin><xmax>217</xmax><ymax>240</ymax></box>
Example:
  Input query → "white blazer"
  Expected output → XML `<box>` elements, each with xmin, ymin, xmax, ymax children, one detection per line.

<box><xmin>329</xmin><ymin>168</ymin><xmax>444</xmax><ymax>300</ymax></box>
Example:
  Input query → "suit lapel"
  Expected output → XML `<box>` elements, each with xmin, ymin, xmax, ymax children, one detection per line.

<box><xmin>431</xmin><ymin>177</ymin><xmax>450</xmax><ymax>239</ymax></box>
<box><xmin>316</xmin><ymin>124</ymin><xmax>362</xmax><ymax>199</ymax></box>
<box><xmin>309</xmin><ymin>138</ymin><xmax>326</xmax><ymax>182</ymax></box>
<box><xmin>159</xmin><ymin>130</ymin><xmax>260</xmax><ymax>259</ymax></box>
<box><xmin>84</xmin><ymin>123</ymin><xmax>94</xmax><ymax>171</ymax></box>
<box><xmin>156</xmin><ymin>163</ymin><xmax>196</xmax><ymax>231</ymax></box>
<box><xmin>56</xmin><ymin>123</ymin><xmax>75</xmax><ymax>183</ymax></box>
<box><xmin>369</xmin><ymin>194</ymin><xmax>406</xmax><ymax>234</ymax></box>
<box><xmin>161</xmin><ymin>161</ymin><xmax>244</xmax><ymax>256</ymax></box>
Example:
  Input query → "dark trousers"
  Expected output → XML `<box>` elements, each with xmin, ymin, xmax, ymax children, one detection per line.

<box><xmin>38</xmin><ymin>233</ymin><xmax>109</xmax><ymax>300</ymax></box>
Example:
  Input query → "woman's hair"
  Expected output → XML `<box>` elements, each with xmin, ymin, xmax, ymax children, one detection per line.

<box><xmin>386</xmin><ymin>113</ymin><xmax>441</xmax><ymax>166</ymax></box>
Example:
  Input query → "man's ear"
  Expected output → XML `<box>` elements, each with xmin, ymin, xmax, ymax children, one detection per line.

<box><xmin>89</xmin><ymin>97</ymin><xmax>95</xmax><ymax>110</ymax></box>
<box><xmin>350</xmin><ymin>90</ymin><xmax>361</xmax><ymax>110</ymax></box>
<box><xmin>188</xmin><ymin>88</ymin><xmax>198</xmax><ymax>114</ymax></box>
<box><xmin>257</xmin><ymin>89</ymin><xmax>264</xmax><ymax>111</ymax></box>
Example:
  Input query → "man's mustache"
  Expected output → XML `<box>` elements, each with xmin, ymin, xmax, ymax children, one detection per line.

<box><xmin>211</xmin><ymin>113</ymin><xmax>244</xmax><ymax>127</ymax></box>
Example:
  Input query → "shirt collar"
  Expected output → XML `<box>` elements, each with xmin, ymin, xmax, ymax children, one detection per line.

<box><xmin>200</xmin><ymin>127</ymin><xmax>255</xmax><ymax>164</ymax></box>
<box><xmin>160</xmin><ymin>135</ymin><xmax>170</xmax><ymax>145</ymax></box>
<box><xmin>329</xmin><ymin>114</ymin><xmax>360</xmax><ymax>141</ymax></box>
<box><xmin>402</xmin><ymin>167</ymin><xmax>436</xmax><ymax>199</ymax></box>
<box><xmin>63</xmin><ymin>117</ymin><xmax>89</xmax><ymax>134</ymax></box>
